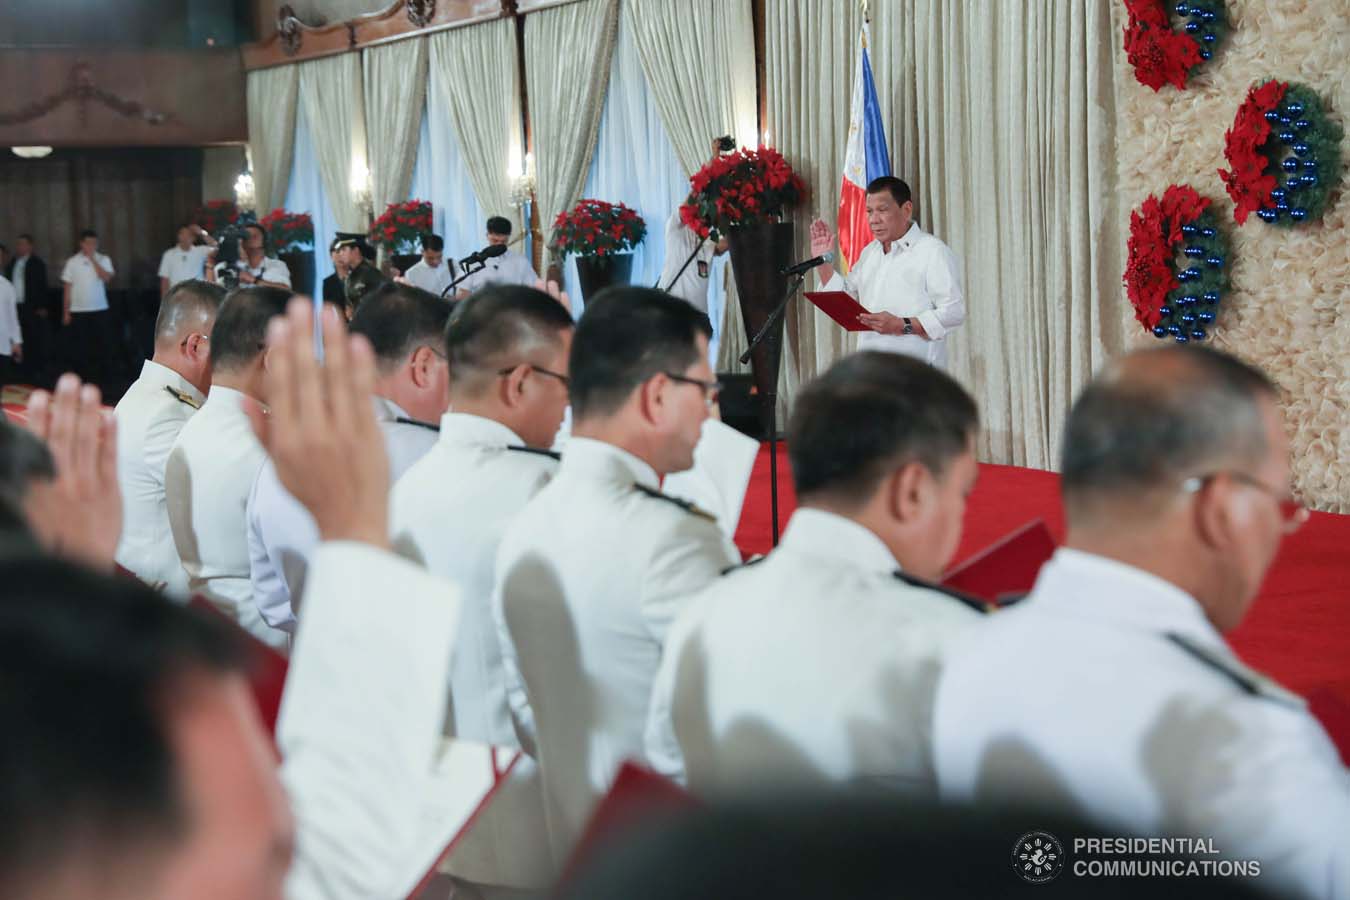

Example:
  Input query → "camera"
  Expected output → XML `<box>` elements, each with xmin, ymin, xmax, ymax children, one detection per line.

<box><xmin>213</xmin><ymin>222</ymin><xmax>251</xmax><ymax>290</ymax></box>
<box><xmin>716</xmin><ymin>134</ymin><xmax>736</xmax><ymax>153</ymax></box>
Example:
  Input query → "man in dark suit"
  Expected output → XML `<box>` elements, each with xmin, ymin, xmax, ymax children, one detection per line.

<box><xmin>4</xmin><ymin>234</ymin><xmax>51</xmax><ymax>381</ymax></box>
<box><xmin>320</xmin><ymin>236</ymin><xmax>347</xmax><ymax>309</ymax></box>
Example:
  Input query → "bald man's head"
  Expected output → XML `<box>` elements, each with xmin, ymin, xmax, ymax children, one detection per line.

<box><xmin>154</xmin><ymin>280</ymin><xmax>225</xmax><ymax>350</ymax></box>
<box><xmin>1061</xmin><ymin>345</ymin><xmax>1278</xmax><ymax>525</ymax></box>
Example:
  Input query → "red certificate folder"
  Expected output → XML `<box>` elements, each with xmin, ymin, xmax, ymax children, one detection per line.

<box><xmin>941</xmin><ymin>519</ymin><xmax>1057</xmax><ymax>606</ymax></box>
<box><xmin>805</xmin><ymin>290</ymin><xmax>872</xmax><ymax>332</ymax></box>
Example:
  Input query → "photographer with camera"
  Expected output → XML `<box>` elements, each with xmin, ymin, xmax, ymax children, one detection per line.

<box><xmin>659</xmin><ymin>138</ymin><xmax>732</xmax><ymax>315</ymax></box>
<box><xmin>208</xmin><ymin>223</ymin><xmax>292</xmax><ymax>291</ymax></box>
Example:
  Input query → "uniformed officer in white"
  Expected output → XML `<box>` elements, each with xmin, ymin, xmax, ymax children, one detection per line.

<box><xmin>402</xmin><ymin>233</ymin><xmax>456</xmax><ymax>298</ymax></box>
<box><xmin>209</xmin><ymin>223</ymin><xmax>292</xmax><ymax>289</ymax></box>
<box><xmin>157</xmin><ymin>223</ymin><xmax>218</xmax><ymax>296</ymax></box>
<box><xmin>934</xmin><ymin>346</ymin><xmax>1349</xmax><ymax>900</ymax></box>
<box><xmin>810</xmin><ymin>176</ymin><xmax>965</xmax><ymax>369</ymax></box>
<box><xmin>390</xmin><ymin>284</ymin><xmax>575</xmax><ymax>892</ymax></box>
<box><xmin>166</xmin><ymin>286</ymin><xmax>290</xmax><ymax>650</ymax></box>
<box><xmin>456</xmin><ymin>216</ymin><xmax>539</xmax><ymax>297</ymax></box>
<box><xmin>494</xmin><ymin>288</ymin><xmax>740</xmax><ymax>866</ymax></box>
<box><xmin>647</xmin><ymin>352</ymin><xmax>985</xmax><ymax>797</ymax></box>
<box><xmin>114</xmin><ymin>279</ymin><xmax>223</xmax><ymax>596</ymax></box>
<box><xmin>248</xmin><ymin>283</ymin><xmax>450</xmax><ymax>633</ymax></box>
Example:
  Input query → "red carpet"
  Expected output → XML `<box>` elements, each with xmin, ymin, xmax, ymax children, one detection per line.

<box><xmin>734</xmin><ymin>444</ymin><xmax>1350</xmax><ymax>758</ymax></box>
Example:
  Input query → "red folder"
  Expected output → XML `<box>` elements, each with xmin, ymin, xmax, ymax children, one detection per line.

<box><xmin>188</xmin><ymin>595</ymin><xmax>290</xmax><ymax>736</ymax></box>
<box><xmin>805</xmin><ymin>291</ymin><xmax>872</xmax><ymax>332</ymax></box>
<box><xmin>941</xmin><ymin>520</ymin><xmax>1056</xmax><ymax>606</ymax></box>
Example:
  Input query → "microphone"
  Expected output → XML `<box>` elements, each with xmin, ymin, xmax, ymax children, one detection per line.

<box><xmin>460</xmin><ymin>244</ymin><xmax>509</xmax><ymax>267</ymax></box>
<box><xmin>780</xmin><ymin>251</ymin><xmax>834</xmax><ymax>277</ymax></box>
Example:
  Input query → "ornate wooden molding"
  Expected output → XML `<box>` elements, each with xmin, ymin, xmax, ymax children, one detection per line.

<box><xmin>0</xmin><ymin>61</ymin><xmax>174</xmax><ymax>127</ymax></box>
<box><xmin>243</xmin><ymin>0</ymin><xmax>511</xmax><ymax>70</ymax></box>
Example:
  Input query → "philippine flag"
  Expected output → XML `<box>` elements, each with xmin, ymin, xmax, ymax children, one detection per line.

<box><xmin>837</xmin><ymin>22</ymin><xmax>892</xmax><ymax>269</ymax></box>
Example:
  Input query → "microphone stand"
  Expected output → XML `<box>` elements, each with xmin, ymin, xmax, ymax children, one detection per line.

<box><xmin>656</xmin><ymin>236</ymin><xmax>707</xmax><ymax>291</ymax></box>
<box><xmin>738</xmin><ymin>270</ymin><xmax>806</xmax><ymax>547</ymax></box>
<box><xmin>441</xmin><ymin>259</ymin><xmax>487</xmax><ymax>300</ymax></box>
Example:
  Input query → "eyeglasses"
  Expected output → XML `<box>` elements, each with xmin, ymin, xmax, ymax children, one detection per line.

<box><xmin>663</xmin><ymin>372</ymin><xmax>722</xmax><ymax>409</ymax></box>
<box><xmin>498</xmin><ymin>363</ymin><xmax>570</xmax><ymax>388</ymax></box>
<box><xmin>1181</xmin><ymin>471</ymin><xmax>1309</xmax><ymax>534</ymax></box>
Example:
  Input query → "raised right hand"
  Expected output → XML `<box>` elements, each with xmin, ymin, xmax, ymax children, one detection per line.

<box><xmin>809</xmin><ymin>218</ymin><xmax>835</xmax><ymax>258</ymax></box>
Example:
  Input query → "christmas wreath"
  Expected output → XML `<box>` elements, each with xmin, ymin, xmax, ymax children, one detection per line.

<box><xmin>1218</xmin><ymin>80</ymin><xmax>1344</xmax><ymax>227</ymax></box>
<box><xmin>1122</xmin><ymin>0</ymin><xmax>1228</xmax><ymax>91</ymax></box>
<box><xmin>1124</xmin><ymin>185</ymin><xmax>1231</xmax><ymax>343</ymax></box>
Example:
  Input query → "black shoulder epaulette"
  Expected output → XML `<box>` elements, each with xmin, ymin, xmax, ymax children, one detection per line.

<box><xmin>394</xmin><ymin>416</ymin><xmax>440</xmax><ymax>432</ymax></box>
<box><xmin>164</xmin><ymin>385</ymin><xmax>201</xmax><ymax>409</ymax></box>
<box><xmin>634</xmin><ymin>483</ymin><xmax>718</xmax><ymax>523</ymax></box>
<box><xmin>720</xmin><ymin>555</ymin><xmax>766</xmax><ymax>576</ymax></box>
<box><xmin>1165</xmin><ymin>633</ymin><xmax>1305</xmax><ymax>709</ymax></box>
<box><xmin>892</xmin><ymin>569</ymin><xmax>993</xmax><ymax>615</ymax></box>
<box><xmin>506</xmin><ymin>444</ymin><xmax>561</xmax><ymax>460</ymax></box>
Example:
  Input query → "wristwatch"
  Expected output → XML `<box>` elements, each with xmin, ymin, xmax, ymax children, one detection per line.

<box><xmin>902</xmin><ymin>317</ymin><xmax>914</xmax><ymax>335</ymax></box>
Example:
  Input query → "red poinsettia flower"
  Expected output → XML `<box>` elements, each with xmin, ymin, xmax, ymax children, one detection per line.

<box><xmin>1218</xmin><ymin>80</ymin><xmax>1287</xmax><ymax>224</ymax></box>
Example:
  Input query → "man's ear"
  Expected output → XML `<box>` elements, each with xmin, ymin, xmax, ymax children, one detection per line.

<box><xmin>886</xmin><ymin>460</ymin><xmax>928</xmax><ymax>524</ymax></box>
<box><xmin>1193</xmin><ymin>476</ymin><xmax>1241</xmax><ymax>553</ymax></box>
<box><xmin>637</xmin><ymin>374</ymin><xmax>667</xmax><ymax>427</ymax></box>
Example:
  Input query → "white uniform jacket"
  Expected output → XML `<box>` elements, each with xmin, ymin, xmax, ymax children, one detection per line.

<box><xmin>646</xmin><ymin>507</ymin><xmax>984</xmax><ymax>796</ymax></box>
<box><xmin>114</xmin><ymin>360</ymin><xmax>204</xmax><ymax>597</ymax></box>
<box><xmin>933</xmin><ymin>548</ymin><xmax>1350</xmax><ymax>900</ymax></box>
<box><xmin>492</xmin><ymin>437</ymin><xmax>740</xmax><ymax>864</ymax></box>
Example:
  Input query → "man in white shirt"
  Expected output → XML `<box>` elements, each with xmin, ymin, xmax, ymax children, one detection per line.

<box><xmin>0</xmin><ymin>273</ymin><xmax>21</xmax><ymax>386</ymax></box>
<box><xmin>166</xmin><ymin>286</ymin><xmax>291</xmax><ymax>651</ymax></box>
<box><xmin>390</xmin><ymin>283</ymin><xmax>574</xmax><ymax>893</ymax></box>
<box><xmin>210</xmin><ymin>223</ymin><xmax>292</xmax><ymax>290</ymax></box>
<box><xmin>647</xmin><ymin>351</ymin><xmax>985</xmax><ymax>797</ymax></box>
<box><xmin>402</xmin><ymin>233</ymin><xmax>456</xmax><ymax>299</ymax></box>
<box><xmin>114</xmin><ymin>279</ymin><xmax>223</xmax><ymax>597</ymax></box>
<box><xmin>658</xmin><ymin>210</ymin><xmax>728</xmax><ymax>315</ymax></box>
<box><xmin>810</xmin><ymin>177</ymin><xmax>965</xmax><ymax>369</ymax></box>
<box><xmin>60</xmin><ymin>228</ymin><xmax>117</xmax><ymax>386</ymax></box>
<box><xmin>457</xmin><ymin>216</ymin><xmax>538</xmax><ymax>297</ymax></box>
<box><xmin>157</xmin><ymin>223</ymin><xmax>218</xmax><ymax>296</ymax></box>
<box><xmin>494</xmin><ymin>288</ymin><xmax>741</xmax><ymax>867</ymax></box>
<box><xmin>248</xmin><ymin>282</ymin><xmax>450</xmax><ymax>634</ymax></box>
<box><xmin>934</xmin><ymin>345</ymin><xmax>1349</xmax><ymax>900</ymax></box>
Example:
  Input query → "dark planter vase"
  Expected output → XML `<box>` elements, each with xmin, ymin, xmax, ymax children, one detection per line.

<box><xmin>575</xmin><ymin>252</ymin><xmax>634</xmax><ymax>304</ymax></box>
<box><xmin>726</xmin><ymin>221</ymin><xmax>795</xmax><ymax>437</ymax></box>
<box><xmin>279</xmin><ymin>250</ymin><xmax>315</xmax><ymax>298</ymax></box>
<box><xmin>391</xmin><ymin>253</ymin><xmax>421</xmax><ymax>276</ymax></box>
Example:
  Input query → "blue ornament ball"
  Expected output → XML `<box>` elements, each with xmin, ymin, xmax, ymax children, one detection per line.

<box><xmin>1257</xmin><ymin>208</ymin><xmax>1280</xmax><ymax>222</ymax></box>
<box><xmin>1201</xmin><ymin>227</ymin><xmax>1216</xmax><ymax>238</ymax></box>
<box><xmin>1293</xmin><ymin>142</ymin><xmax>1312</xmax><ymax>157</ymax></box>
<box><xmin>1175</xmin><ymin>334</ymin><xmax>1190</xmax><ymax>344</ymax></box>
<box><xmin>1271</xmin><ymin>188</ymin><xmax>1287</xmax><ymax>202</ymax></box>
<box><xmin>1198</xmin><ymin>310</ymin><xmax>1216</xmax><ymax>323</ymax></box>
<box><xmin>1183</xmin><ymin>295</ymin><xmax>1200</xmax><ymax>306</ymax></box>
<box><xmin>1303</xmin><ymin>158</ymin><xmax>1318</xmax><ymax>171</ymax></box>
<box><xmin>1200</xmin><ymin>48</ymin><xmax>1213</xmax><ymax>60</ymax></box>
<box><xmin>1263</xmin><ymin>110</ymin><xmax>1282</xmax><ymax>124</ymax></box>
<box><xmin>1286</xmin><ymin>101</ymin><xmax>1305</xmax><ymax>116</ymax></box>
<box><xmin>1202</xmin><ymin>291</ymin><xmax>1221</xmax><ymax>303</ymax></box>
<box><xmin>1279</xmin><ymin>131</ymin><xmax>1297</xmax><ymax>144</ymax></box>
<box><xmin>1184</xmin><ymin>20</ymin><xmax>1201</xmax><ymax>33</ymax></box>
<box><xmin>1153</xmin><ymin>325</ymin><xmax>1169</xmax><ymax>339</ymax></box>
<box><xmin>1201</xmin><ymin>31</ymin><xmax>1217</xmax><ymax>43</ymax></box>
<box><xmin>1276</xmin><ymin>198</ymin><xmax>1291</xmax><ymax>211</ymax></box>
<box><xmin>1181</xmin><ymin>312</ymin><xmax>1197</xmax><ymax>324</ymax></box>
<box><xmin>1290</xmin><ymin>207</ymin><xmax>1309</xmax><ymax>222</ymax></box>
<box><xmin>1191</xmin><ymin>328</ymin><xmax>1208</xmax><ymax>341</ymax></box>
<box><xmin>1283</xmin><ymin>157</ymin><xmax>1301</xmax><ymax>173</ymax></box>
<box><xmin>1159</xmin><ymin>305</ymin><xmax>1174</xmax><ymax>318</ymax></box>
<box><xmin>1168</xmin><ymin>324</ymin><xmax>1183</xmax><ymax>336</ymax></box>
<box><xmin>1181</xmin><ymin>223</ymin><xmax>1200</xmax><ymax>236</ymax></box>
<box><xmin>1302</xmin><ymin>173</ymin><xmax>1320</xmax><ymax>188</ymax></box>
<box><xmin>1185</xmin><ymin>245</ymin><xmax>1206</xmax><ymax>258</ymax></box>
<box><xmin>1294</xmin><ymin>119</ymin><xmax>1311</xmax><ymax>131</ymax></box>
<box><xmin>1175</xmin><ymin>1</ymin><xmax>1192</xmax><ymax>13</ymax></box>
<box><xmin>1206</xmin><ymin>255</ymin><xmax>1224</xmax><ymax>268</ymax></box>
<box><xmin>1200</xmin><ymin>8</ymin><xmax>1217</xmax><ymax>21</ymax></box>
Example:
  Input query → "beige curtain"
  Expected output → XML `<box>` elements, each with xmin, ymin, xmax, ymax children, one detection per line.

<box><xmin>246</xmin><ymin>65</ymin><xmax>300</xmax><ymax>213</ymax></box>
<box><xmin>525</xmin><ymin>0</ymin><xmax>621</xmax><ymax>264</ymax></box>
<box><xmin>627</xmin><ymin>0</ymin><xmax>757</xmax><ymax>178</ymax></box>
<box><xmin>298</xmin><ymin>53</ymin><xmax>369</xmax><ymax>232</ymax></box>
<box><xmin>362</xmin><ymin>37</ymin><xmax>428</xmax><ymax>215</ymax></box>
<box><xmin>428</xmin><ymin>19</ymin><xmax>523</xmax><ymax>231</ymax></box>
<box><xmin>766</xmin><ymin>0</ymin><xmax>1121</xmax><ymax>470</ymax></box>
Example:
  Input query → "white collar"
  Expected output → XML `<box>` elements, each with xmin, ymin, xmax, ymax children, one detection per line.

<box><xmin>559</xmin><ymin>437</ymin><xmax>659</xmax><ymax>491</ymax></box>
<box><xmin>438</xmin><ymin>412</ymin><xmax>524</xmax><ymax>448</ymax></box>
<box><xmin>880</xmin><ymin>222</ymin><xmax>923</xmax><ymax>256</ymax></box>
<box><xmin>1030</xmin><ymin>548</ymin><xmax>1223</xmax><ymax>648</ymax></box>
<box><xmin>141</xmin><ymin>359</ymin><xmax>205</xmax><ymax>404</ymax></box>
<box><xmin>371</xmin><ymin>395</ymin><xmax>408</xmax><ymax>423</ymax></box>
<box><xmin>205</xmin><ymin>384</ymin><xmax>251</xmax><ymax>412</ymax></box>
<box><xmin>778</xmin><ymin>507</ymin><xmax>900</xmax><ymax>573</ymax></box>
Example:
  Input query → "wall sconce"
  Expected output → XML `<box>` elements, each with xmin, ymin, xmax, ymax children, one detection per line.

<box><xmin>234</xmin><ymin>170</ymin><xmax>256</xmax><ymax>213</ymax></box>
<box><xmin>508</xmin><ymin>151</ymin><xmax>536</xmax><ymax>210</ymax></box>
<box><xmin>350</xmin><ymin>161</ymin><xmax>372</xmax><ymax>216</ymax></box>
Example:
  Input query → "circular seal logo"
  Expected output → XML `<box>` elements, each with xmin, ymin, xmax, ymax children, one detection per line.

<box><xmin>1012</xmin><ymin>831</ymin><xmax>1065</xmax><ymax>884</ymax></box>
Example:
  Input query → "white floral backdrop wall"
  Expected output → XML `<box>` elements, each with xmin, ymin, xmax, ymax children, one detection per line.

<box><xmin>1111</xmin><ymin>0</ymin><xmax>1349</xmax><ymax>512</ymax></box>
